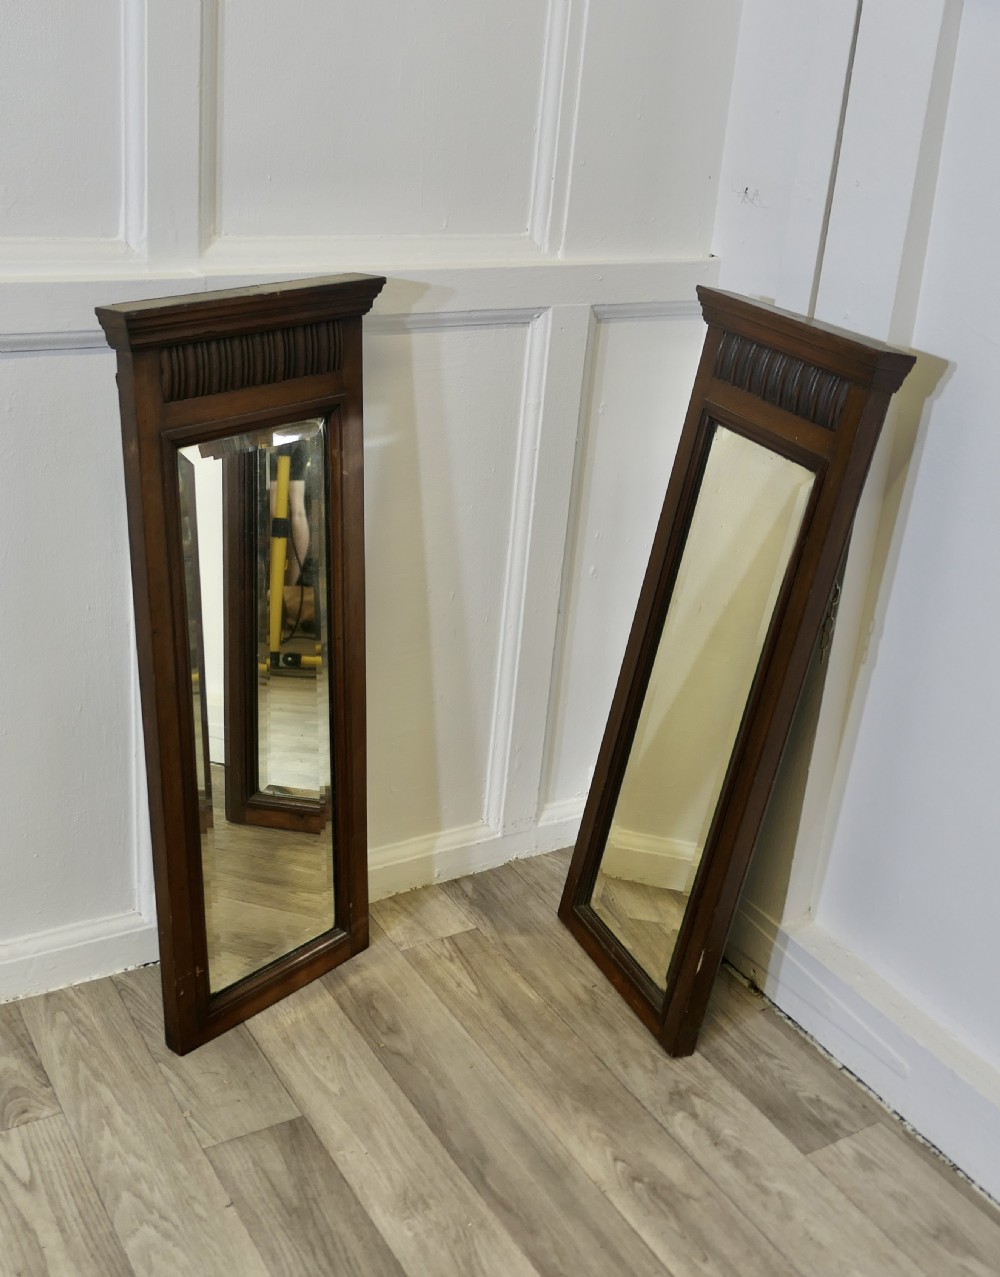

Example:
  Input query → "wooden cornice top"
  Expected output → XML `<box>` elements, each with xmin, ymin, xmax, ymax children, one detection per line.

<box><xmin>697</xmin><ymin>286</ymin><xmax>916</xmax><ymax>393</ymax></box>
<box><xmin>96</xmin><ymin>274</ymin><xmax>387</xmax><ymax>352</ymax></box>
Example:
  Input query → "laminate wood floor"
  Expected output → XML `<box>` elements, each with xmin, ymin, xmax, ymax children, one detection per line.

<box><xmin>3</xmin><ymin>851</ymin><xmax>999</xmax><ymax>1276</ymax></box>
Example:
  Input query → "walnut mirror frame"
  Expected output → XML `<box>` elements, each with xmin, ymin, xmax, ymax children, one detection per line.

<box><xmin>559</xmin><ymin>287</ymin><xmax>915</xmax><ymax>1058</ymax></box>
<box><xmin>98</xmin><ymin>274</ymin><xmax>385</xmax><ymax>1054</ymax></box>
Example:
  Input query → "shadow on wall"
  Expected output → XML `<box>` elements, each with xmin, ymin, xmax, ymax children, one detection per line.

<box><xmin>737</xmin><ymin>347</ymin><xmax>952</xmax><ymax>949</ymax></box>
<box><xmin>363</xmin><ymin>329</ymin><xmax>444</xmax><ymax>866</ymax></box>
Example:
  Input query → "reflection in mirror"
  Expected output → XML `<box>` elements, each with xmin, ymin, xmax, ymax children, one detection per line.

<box><xmin>178</xmin><ymin>456</ymin><xmax>214</xmax><ymax>834</ymax></box>
<box><xmin>178</xmin><ymin>421</ymin><xmax>334</xmax><ymax>992</ymax></box>
<box><xmin>590</xmin><ymin>426</ymin><xmax>814</xmax><ymax>988</ymax></box>
<box><xmin>253</xmin><ymin>423</ymin><xmax>330</xmax><ymax>806</ymax></box>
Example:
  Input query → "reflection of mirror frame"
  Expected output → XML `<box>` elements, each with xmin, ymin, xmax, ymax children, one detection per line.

<box><xmin>177</xmin><ymin>454</ymin><xmax>214</xmax><ymax>835</ymax></box>
<box><xmin>559</xmin><ymin>287</ymin><xmax>915</xmax><ymax>1057</ymax></box>
<box><xmin>221</xmin><ymin>450</ymin><xmax>330</xmax><ymax>835</ymax></box>
<box><xmin>97</xmin><ymin>275</ymin><xmax>385</xmax><ymax>1054</ymax></box>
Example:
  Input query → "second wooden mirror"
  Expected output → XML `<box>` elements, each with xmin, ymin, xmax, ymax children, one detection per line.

<box><xmin>560</xmin><ymin>287</ymin><xmax>916</xmax><ymax>1057</ymax></box>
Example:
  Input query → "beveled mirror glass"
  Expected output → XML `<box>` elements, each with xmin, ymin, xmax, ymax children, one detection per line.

<box><xmin>178</xmin><ymin>421</ymin><xmax>335</xmax><ymax>993</ymax></box>
<box><xmin>591</xmin><ymin>426</ymin><xmax>814</xmax><ymax>987</ymax></box>
<box><xmin>98</xmin><ymin>274</ymin><xmax>385</xmax><ymax>1053</ymax></box>
<box><xmin>560</xmin><ymin>287</ymin><xmax>916</xmax><ymax>1058</ymax></box>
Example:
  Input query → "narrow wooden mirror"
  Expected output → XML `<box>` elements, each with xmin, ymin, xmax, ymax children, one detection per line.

<box><xmin>98</xmin><ymin>274</ymin><xmax>385</xmax><ymax>1054</ymax></box>
<box><xmin>559</xmin><ymin>287</ymin><xmax>915</xmax><ymax>1057</ymax></box>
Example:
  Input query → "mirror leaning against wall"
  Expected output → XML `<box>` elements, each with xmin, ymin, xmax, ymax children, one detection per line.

<box><xmin>560</xmin><ymin>287</ymin><xmax>916</xmax><ymax>1058</ymax></box>
<box><xmin>98</xmin><ymin>275</ymin><xmax>385</xmax><ymax>1055</ymax></box>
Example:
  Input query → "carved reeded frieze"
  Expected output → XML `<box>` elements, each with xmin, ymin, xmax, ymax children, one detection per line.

<box><xmin>714</xmin><ymin>331</ymin><xmax>849</xmax><ymax>430</ymax></box>
<box><xmin>160</xmin><ymin>319</ymin><xmax>343</xmax><ymax>401</ymax></box>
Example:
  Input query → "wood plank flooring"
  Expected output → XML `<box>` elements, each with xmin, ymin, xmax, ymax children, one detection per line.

<box><xmin>2</xmin><ymin>851</ymin><xmax>999</xmax><ymax>1276</ymax></box>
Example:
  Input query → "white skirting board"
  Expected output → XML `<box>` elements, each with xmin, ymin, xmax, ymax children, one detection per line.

<box><xmin>368</xmin><ymin>811</ymin><xmax>581</xmax><ymax>902</ymax></box>
<box><xmin>727</xmin><ymin>900</ymin><xmax>1000</xmax><ymax>1204</ymax></box>
<box><xmin>0</xmin><ymin>812</ymin><xmax>583</xmax><ymax>1006</ymax></box>
<box><xmin>0</xmin><ymin>911</ymin><xmax>159</xmax><ymax>1005</ymax></box>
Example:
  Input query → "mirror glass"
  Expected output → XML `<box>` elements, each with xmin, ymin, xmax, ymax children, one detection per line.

<box><xmin>251</xmin><ymin>424</ymin><xmax>330</xmax><ymax>804</ymax></box>
<box><xmin>590</xmin><ymin>425</ymin><xmax>814</xmax><ymax>988</ymax></box>
<box><xmin>178</xmin><ymin>456</ymin><xmax>214</xmax><ymax>834</ymax></box>
<box><xmin>177</xmin><ymin>420</ymin><xmax>335</xmax><ymax>992</ymax></box>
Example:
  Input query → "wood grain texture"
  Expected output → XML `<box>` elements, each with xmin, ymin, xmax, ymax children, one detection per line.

<box><xmin>3</xmin><ymin>855</ymin><xmax>994</xmax><ymax>1277</ymax></box>
<box><xmin>0</xmin><ymin>1002</ymin><xmax>60</xmax><ymax>1132</ymax></box>
<box><xmin>407</xmin><ymin>928</ymin><xmax>797</xmax><ymax>1277</ymax></box>
<box><xmin>327</xmin><ymin>931</ymin><xmax>669</xmax><ymax>1277</ymax></box>
<box><xmin>697</xmin><ymin>996</ymin><xmax>883</xmax><ymax>1154</ymax></box>
<box><xmin>18</xmin><ymin>980</ymin><xmax>267</xmax><ymax>1275</ymax></box>
<box><xmin>460</xmin><ymin>855</ymin><xmax>922</xmax><ymax>1277</ymax></box>
<box><xmin>247</xmin><ymin>974</ymin><xmax>540</xmax><ymax>1277</ymax></box>
<box><xmin>885</xmin><ymin>1119</ymin><xmax>1000</xmax><ymax>1225</ymax></box>
<box><xmin>0</xmin><ymin>1115</ymin><xmax>130</xmax><ymax>1276</ymax></box>
<box><xmin>810</xmin><ymin>1122</ymin><xmax>1000</xmax><ymax>1276</ymax></box>
<box><xmin>207</xmin><ymin>1117</ymin><xmax>407</xmax><ymax>1277</ymax></box>
<box><xmin>372</xmin><ymin>881</ymin><xmax>477</xmax><ymax>949</ymax></box>
<box><xmin>115</xmin><ymin>965</ymin><xmax>300</xmax><ymax>1148</ymax></box>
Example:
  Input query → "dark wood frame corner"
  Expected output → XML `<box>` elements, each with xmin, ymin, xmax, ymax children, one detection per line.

<box><xmin>97</xmin><ymin>274</ymin><xmax>386</xmax><ymax>1054</ymax></box>
<box><xmin>558</xmin><ymin>286</ymin><xmax>916</xmax><ymax>1057</ymax></box>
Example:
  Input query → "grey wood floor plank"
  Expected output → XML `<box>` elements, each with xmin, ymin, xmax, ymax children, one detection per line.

<box><xmin>115</xmin><ymin>965</ymin><xmax>300</xmax><ymax>1148</ymax></box>
<box><xmin>698</xmin><ymin>998</ymin><xmax>883</xmax><ymax>1154</ymax></box>
<box><xmin>452</xmin><ymin>860</ymin><xmax>921</xmax><ymax>1277</ymax></box>
<box><xmin>810</xmin><ymin>1122</ymin><xmax>1000</xmax><ymax>1276</ymax></box>
<box><xmin>509</xmin><ymin>852</ymin><xmax>881</xmax><ymax>1154</ymax></box>
<box><xmin>886</xmin><ymin>1121</ymin><xmax>1000</xmax><ymax>1224</ymax></box>
<box><xmin>372</xmin><ymin>880</ymin><xmax>477</xmax><ymax>949</ymax></box>
<box><xmin>0</xmin><ymin>1114</ymin><xmax>130</xmax><ymax>1277</ymax></box>
<box><xmin>207</xmin><ymin>1116</ymin><xmax>408</xmax><ymax>1277</ymax></box>
<box><xmin>460</xmin><ymin>854</ymin><xmax>566</xmax><ymax>929</ymax></box>
<box><xmin>407</xmin><ymin>928</ymin><xmax>798</xmax><ymax>1277</ymax></box>
<box><xmin>326</xmin><ymin>928</ymin><xmax>670</xmax><ymax>1277</ymax></box>
<box><xmin>247</xmin><ymin>972</ymin><xmax>542</xmax><ymax>1277</ymax></box>
<box><xmin>19</xmin><ymin>980</ymin><xmax>267</xmax><ymax>1277</ymax></box>
<box><xmin>0</xmin><ymin>1003</ymin><xmax>60</xmax><ymax>1133</ymax></box>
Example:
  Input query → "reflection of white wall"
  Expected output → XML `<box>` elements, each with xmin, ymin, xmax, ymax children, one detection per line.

<box><xmin>608</xmin><ymin>430</ymin><xmax>812</xmax><ymax>875</ymax></box>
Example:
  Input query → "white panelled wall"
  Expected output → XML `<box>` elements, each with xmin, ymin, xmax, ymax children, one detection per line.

<box><xmin>0</xmin><ymin>0</ymin><xmax>739</xmax><ymax>988</ymax></box>
<box><xmin>3</xmin><ymin>0</ymin><xmax>1000</xmax><ymax>1200</ymax></box>
<box><xmin>716</xmin><ymin>0</ymin><xmax>1000</xmax><ymax>1201</ymax></box>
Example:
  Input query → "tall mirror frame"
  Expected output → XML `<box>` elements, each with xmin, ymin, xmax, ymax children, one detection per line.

<box><xmin>559</xmin><ymin>287</ymin><xmax>915</xmax><ymax>1057</ymax></box>
<box><xmin>98</xmin><ymin>274</ymin><xmax>385</xmax><ymax>1054</ymax></box>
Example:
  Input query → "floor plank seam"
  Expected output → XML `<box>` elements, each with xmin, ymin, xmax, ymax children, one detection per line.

<box><xmin>7</xmin><ymin>850</ymin><xmax>998</xmax><ymax>1275</ymax></box>
<box><xmin>737</xmin><ymin>970</ymin><xmax>1000</xmax><ymax>1212</ymax></box>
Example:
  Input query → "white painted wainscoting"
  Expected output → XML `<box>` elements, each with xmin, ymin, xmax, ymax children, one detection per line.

<box><xmin>0</xmin><ymin>0</ymin><xmax>740</xmax><ymax>999</ymax></box>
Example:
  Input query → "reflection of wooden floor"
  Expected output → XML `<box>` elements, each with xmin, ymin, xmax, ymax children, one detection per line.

<box><xmin>591</xmin><ymin>875</ymin><xmax>687</xmax><ymax>988</ymax></box>
<box><xmin>201</xmin><ymin>765</ymin><xmax>334</xmax><ymax>992</ymax></box>
<box><xmin>258</xmin><ymin>666</ymin><xmax>327</xmax><ymax>796</ymax></box>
